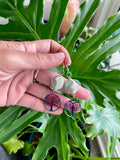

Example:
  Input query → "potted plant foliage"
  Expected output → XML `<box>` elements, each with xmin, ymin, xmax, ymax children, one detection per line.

<box><xmin>0</xmin><ymin>0</ymin><xmax>120</xmax><ymax>159</ymax></box>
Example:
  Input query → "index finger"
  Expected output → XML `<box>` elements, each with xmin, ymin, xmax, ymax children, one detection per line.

<box><xmin>0</xmin><ymin>40</ymin><xmax>71</xmax><ymax>66</ymax></box>
<box><xmin>23</xmin><ymin>40</ymin><xmax>71</xmax><ymax>66</ymax></box>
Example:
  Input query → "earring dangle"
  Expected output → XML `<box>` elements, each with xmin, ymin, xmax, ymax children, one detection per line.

<box><xmin>64</xmin><ymin>66</ymin><xmax>81</xmax><ymax>117</ymax></box>
<box><xmin>43</xmin><ymin>65</ymin><xmax>64</xmax><ymax>112</ymax></box>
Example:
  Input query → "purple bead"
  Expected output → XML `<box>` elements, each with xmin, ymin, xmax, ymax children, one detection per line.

<box><xmin>64</xmin><ymin>100</ymin><xmax>81</xmax><ymax>116</ymax></box>
<box><xmin>44</xmin><ymin>93</ymin><xmax>61</xmax><ymax>112</ymax></box>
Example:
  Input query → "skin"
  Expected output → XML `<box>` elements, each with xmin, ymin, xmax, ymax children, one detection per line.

<box><xmin>0</xmin><ymin>40</ymin><xmax>90</xmax><ymax>115</ymax></box>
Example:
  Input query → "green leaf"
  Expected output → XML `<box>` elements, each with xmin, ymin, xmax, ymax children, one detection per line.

<box><xmin>0</xmin><ymin>106</ymin><xmax>27</xmax><ymax>132</ymax></box>
<box><xmin>71</xmin><ymin>12</ymin><xmax>120</xmax><ymax>62</ymax></box>
<box><xmin>0</xmin><ymin>106</ymin><xmax>8</xmax><ymax>114</ymax></box>
<box><xmin>86</xmin><ymin>102</ymin><xmax>120</xmax><ymax>157</ymax></box>
<box><xmin>0</xmin><ymin>0</ymin><xmax>43</xmax><ymax>40</ymax></box>
<box><xmin>0</xmin><ymin>0</ymin><xmax>68</xmax><ymax>41</ymax></box>
<box><xmin>65</xmin><ymin>6</ymin><xmax>68</xmax><ymax>20</ymax></box>
<box><xmin>22</xmin><ymin>141</ymin><xmax>35</xmax><ymax>156</ymax></box>
<box><xmin>37</xmin><ymin>113</ymin><xmax>49</xmax><ymax>133</ymax></box>
<box><xmin>62</xmin><ymin>0</ymin><xmax>102</xmax><ymax>52</ymax></box>
<box><xmin>32</xmin><ymin>112</ymin><xmax>88</xmax><ymax>160</ymax></box>
<box><xmin>0</xmin><ymin>109</ymin><xmax>42</xmax><ymax>143</ymax></box>
<box><xmin>70</xmin><ymin>14</ymin><xmax>120</xmax><ymax>109</ymax></box>
<box><xmin>69</xmin><ymin>138</ymin><xmax>86</xmax><ymax>159</ymax></box>
<box><xmin>2</xmin><ymin>135</ymin><xmax>24</xmax><ymax>154</ymax></box>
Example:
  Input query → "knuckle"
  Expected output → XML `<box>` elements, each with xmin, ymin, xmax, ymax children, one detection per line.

<box><xmin>35</xmin><ymin>53</ymin><xmax>47</xmax><ymax>68</ymax></box>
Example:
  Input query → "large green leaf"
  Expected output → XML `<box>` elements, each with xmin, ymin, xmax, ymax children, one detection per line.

<box><xmin>0</xmin><ymin>105</ymin><xmax>27</xmax><ymax>132</ymax></box>
<box><xmin>69</xmin><ymin>13</ymin><xmax>120</xmax><ymax>109</ymax></box>
<box><xmin>0</xmin><ymin>0</ymin><xmax>68</xmax><ymax>41</ymax></box>
<box><xmin>86</xmin><ymin>101</ymin><xmax>120</xmax><ymax>157</ymax></box>
<box><xmin>32</xmin><ymin>112</ymin><xmax>88</xmax><ymax>160</ymax></box>
<box><xmin>70</xmin><ymin>12</ymin><xmax>120</xmax><ymax>61</ymax></box>
<box><xmin>62</xmin><ymin>0</ymin><xmax>102</xmax><ymax>52</ymax></box>
<box><xmin>0</xmin><ymin>109</ymin><xmax>42</xmax><ymax>142</ymax></box>
<box><xmin>0</xmin><ymin>0</ymin><xmax>42</xmax><ymax>40</ymax></box>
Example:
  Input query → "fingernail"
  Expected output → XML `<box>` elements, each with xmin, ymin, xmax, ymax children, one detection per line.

<box><xmin>65</xmin><ymin>55</ymin><xmax>71</xmax><ymax>66</ymax></box>
<box><xmin>51</xmin><ymin>53</ymin><xmax>65</xmax><ymax>61</ymax></box>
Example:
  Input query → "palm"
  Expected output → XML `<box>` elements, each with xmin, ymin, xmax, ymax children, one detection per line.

<box><xmin>0</xmin><ymin>68</ymin><xmax>34</xmax><ymax>104</ymax></box>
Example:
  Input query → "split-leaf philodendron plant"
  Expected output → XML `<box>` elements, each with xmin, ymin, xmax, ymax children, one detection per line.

<box><xmin>0</xmin><ymin>0</ymin><xmax>120</xmax><ymax>159</ymax></box>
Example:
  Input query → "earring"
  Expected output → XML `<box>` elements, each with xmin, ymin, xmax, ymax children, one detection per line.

<box><xmin>64</xmin><ymin>66</ymin><xmax>81</xmax><ymax>117</ymax></box>
<box><xmin>43</xmin><ymin>65</ymin><xmax>64</xmax><ymax>112</ymax></box>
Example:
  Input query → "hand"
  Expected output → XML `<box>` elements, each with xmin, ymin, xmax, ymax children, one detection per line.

<box><xmin>0</xmin><ymin>40</ymin><xmax>90</xmax><ymax>115</ymax></box>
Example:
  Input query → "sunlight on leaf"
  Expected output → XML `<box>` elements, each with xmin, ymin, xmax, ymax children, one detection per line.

<box><xmin>2</xmin><ymin>135</ymin><xmax>24</xmax><ymax>154</ymax></box>
<box><xmin>35</xmin><ymin>113</ymin><xmax>49</xmax><ymax>133</ymax></box>
<box><xmin>65</xmin><ymin>7</ymin><xmax>69</xmax><ymax>20</ymax></box>
<box><xmin>86</xmin><ymin>102</ymin><xmax>120</xmax><ymax>157</ymax></box>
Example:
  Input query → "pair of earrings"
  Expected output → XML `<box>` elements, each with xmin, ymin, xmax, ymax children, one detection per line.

<box><xmin>43</xmin><ymin>65</ymin><xmax>81</xmax><ymax>117</ymax></box>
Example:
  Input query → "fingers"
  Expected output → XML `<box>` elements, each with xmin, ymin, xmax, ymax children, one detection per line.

<box><xmin>18</xmin><ymin>82</ymin><xmax>70</xmax><ymax>114</ymax></box>
<box><xmin>17</xmin><ymin>93</ymin><xmax>63</xmax><ymax>115</ymax></box>
<box><xmin>0</xmin><ymin>40</ymin><xmax>71</xmax><ymax>66</ymax></box>
<box><xmin>26</xmin><ymin>82</ymin><xmax>70</xmax><ymax>108</ymax></box>
<box><xmin>0</xmin><ymin>49</ymin><xmax>66</xmax><ymax>71</ymax></box>
<box><xmin>36</xmin><ymin>70</ymin><xmax>90</xmax><ymax>100</ymax></box>
<box><xmin>23</xmin><ymin>40</ymin><xmax>71</xmax><ymax>66</ymax></box>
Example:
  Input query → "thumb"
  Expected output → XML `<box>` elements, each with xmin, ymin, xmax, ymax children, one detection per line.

<box><xmin>0</xmin><ymin>50</ymin><xmax>65</xmax><ymax>71</ymax></box>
